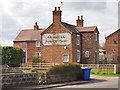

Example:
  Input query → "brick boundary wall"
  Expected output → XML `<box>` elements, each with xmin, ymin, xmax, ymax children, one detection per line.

<box><xmin>1</xmin><ymin>73</ymin><xmax>39</xmax><ymax>89</ymax></box>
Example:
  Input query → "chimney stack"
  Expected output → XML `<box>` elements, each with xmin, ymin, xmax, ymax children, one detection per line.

<box><xmin>76</xmin><ymin>16</ymin><xmax>84</xmax><ymax>27</ymax></box>
<box><xmin>34</xmin><ymin>22</ymin><xmax>39</xmax><ymax>30</ymax></box>
<box><xmin>53</xmin><ymin>7</ymin><xmax>62</xmax><ymax>24</ymax></box>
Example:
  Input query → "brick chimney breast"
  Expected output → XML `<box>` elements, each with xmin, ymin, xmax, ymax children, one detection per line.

<box><xmin>34</xmin><ymin>22</ymin><xmax>39</xmax><ymax>30</ymax></box>
<box><xmin>76</xmin><ymin>16</ymin><xmax>84</xmax><ymax>27</ymax></box>
<box><xmin>53</xmin><ymin>7</ymin><xmax>62</xmax><ymax>24</ymax></box>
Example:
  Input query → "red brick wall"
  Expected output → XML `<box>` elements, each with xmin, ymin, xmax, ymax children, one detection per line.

<box><xmin>14</xmin><ymin>41</ymin><xmax>42</xmax><ymax>64</ymax></box>
<box><xmin>105</xmin><ymin>30</ymin><xmax>119</xmax><ymax>64</ymax></box>
<box><xmin>41</xmin><ymin>24</ymin><xmax>78</xmax><ymax>63</ymax></box>
<box><xmin>81</xmin><ymin>30</ymin><xmax>99</xmax><ymax>64</ymax></box>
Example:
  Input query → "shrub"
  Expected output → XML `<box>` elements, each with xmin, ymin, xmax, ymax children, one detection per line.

<box><xmin>38</xmin><ymin>73</ymin><xmax>46</xmax><ymax>84</ymax></box>
<box><xmin>32</xmin><ymin>56</ymin><xmax>42</xmax><ymax>63</ymax></box>
<box><xmin>30</xmin><ymin>67</ymin><xmax>37</xmax><ymax>72</ymax></box>
<box><xmin>47</xmin><ymin>62</ymin><xmax>82</xmax><ymax>78</ymax></box>
<box><xmin>0</xmin><ymin>46</ymin><xmax>2</xmax><ymax>65</ymax></box>
<box><xmin>2</xmin><ymin>46</ymin><xmax>24</xmax><ymax>67</ymax></box>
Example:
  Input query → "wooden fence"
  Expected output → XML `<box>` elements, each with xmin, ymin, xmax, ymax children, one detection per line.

<box><xmin>21</xmin><ymin>63</ymin><xmax>119</xmax><ymax>74</ymax></box>
<box><xmin>81</xmin><ymin>64</ymin><xmax>119</xmax><ymax>74</ymax></box>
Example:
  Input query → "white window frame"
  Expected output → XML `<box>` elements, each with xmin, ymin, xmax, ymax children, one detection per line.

<box><xmin>35</xmin><ymin>52</ymin><xmax>41</xmax><ymax>57</ymax></box>
<box><xmin>85</xmin><ymin>51</ymin><xmax>89</xmax><ymax>58</ymax></box>
<box><xmin>77</xmin><ymin>35</ymin><xmax>80</xmax><ymax>45</ymax></box>
<box><xmin>95</xmin><ymin>33</ymin><xmax>98</xmax><ymax>41</ymax></box>
<box><xmin>36</xmin><ymin>41</ymin><xmax>41</xmax><ymax>47</ymax></box>
<box><xmin>63</xmin><ymin>54</ymin><xmax>69</xmax><ymax>62</ymax></box>
<box><xmin>77</xmin><ymin>50</ymin><xmax>80</xmax><ymax>62</ymax></box>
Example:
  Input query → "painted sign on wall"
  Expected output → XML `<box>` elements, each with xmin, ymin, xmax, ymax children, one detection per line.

<box><xmin>42</xmin><ymin>33</ymin><xmax>71</xmax><ymax>45</ymax></box>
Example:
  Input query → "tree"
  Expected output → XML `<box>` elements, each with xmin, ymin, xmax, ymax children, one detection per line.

<box><xmin>2</xmin><ymin>46</ymin><xmax>24</xmax><ymax>67</ymax></box>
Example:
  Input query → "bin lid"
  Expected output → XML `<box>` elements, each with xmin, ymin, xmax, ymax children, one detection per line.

<box><xmin>81</xmin><ymin>67</ymin><xmax>92</xmax><ymax>70</ymax></box>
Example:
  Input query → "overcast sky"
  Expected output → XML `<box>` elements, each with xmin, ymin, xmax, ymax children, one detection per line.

<box><xmin>0</xmin><ymin>0</ymin><xmax>119</xmax><ymax>46</ymax></box>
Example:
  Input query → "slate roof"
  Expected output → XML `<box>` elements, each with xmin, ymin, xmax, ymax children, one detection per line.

<box><xmin>14</xmin><ymin>29</ymin><xmax>45</xmax><ymax>42</ymax></box>
<box><xmin>61</xmin><ymin>22</ymin><xmax>79</xmax><ymax>34</ymax></box>
<box><xmin>61</xmin><ymin>22</ymin><xmax>97</xmax><ymax>33</ymax></box>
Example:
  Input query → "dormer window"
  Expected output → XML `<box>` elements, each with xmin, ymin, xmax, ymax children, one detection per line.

<box><xmin>36</xmin><ymin>41</ymin><xmax>41</xmax><ymax>47</ymax></box>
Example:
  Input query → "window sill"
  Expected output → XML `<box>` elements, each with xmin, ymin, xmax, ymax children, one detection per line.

<box><xmin>36</xmin><ymin>46</ymin><xmax>41</xmax><ymax>48</ymax></box>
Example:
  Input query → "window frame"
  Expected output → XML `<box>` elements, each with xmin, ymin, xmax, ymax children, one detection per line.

<box><xmin>77</xmin><ymin>34</ymin><xmax>80</xmax><ymax>45</ymax></box>
<box><xmin>36</xmin><ymin>41</ymin><xmax>41</xmax><ymax>47</ymax></box>
<box><xmin>113</xmin><ymin>40</ymin><xmax>117</xmax><ymax>44</ymax></box>
<box><xmin>77</xmin><ymin>50</ymin><xmax>80</xmax><ymax>62</ymax></box>
<box><xmin>63</xmin><ymin>54</ymin><xmax>69</xmax><ymax>62</ymax></box>
<box><xmin>85</xmin><ymin>51</ymin><xmax>89</xmax><ymax>58</ymax></box>
<box><xmin>95</xmin><ymin>33</ymin><xmax>98</xmax><ymax>41</ymax></box>
<box><xmin>35</xmin><ymin>52</ymin><xmax>41</xmax><ymax>57</ymax></box>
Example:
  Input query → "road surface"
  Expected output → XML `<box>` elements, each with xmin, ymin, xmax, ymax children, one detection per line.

<box><xmin>54</xmin><ymin>76</ymin><xmax>119</xmax><ymax>89</ymax></box>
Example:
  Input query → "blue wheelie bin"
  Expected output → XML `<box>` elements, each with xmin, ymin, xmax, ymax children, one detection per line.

<box><xmin>81</xmin><ymin>67</ymin><xmax>92</xmax><ymax>80</ymax></box>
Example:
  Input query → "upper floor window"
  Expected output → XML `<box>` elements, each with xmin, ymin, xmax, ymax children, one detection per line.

<box><xmin>77</xmin><ymin>50</ymin><xmax>80</xmax><ymax>62</ymax></box>
<box><xmin>77</xmin><ymin>35</ymin><xmax>80</xmax><ymax>45</ymax></box>
<box><xmin>36</xmin><ymin>41</ymin><xmax>41</xmax><ymax>47</ymax></box>
<box><xmin>113</xmin><ymin>40</ymin><xmax>117</xmax><ymax>44</ymax></box>
<box><xmin>63</xmin><ymin>54</ymin><xmax>69</xmax><ymax>62</ymax></box>
<box><xmin>95</xmin><ymin>33</ymin><xmax>98</xmax><ymax>41</ymax></box>
<box><xmin>85</xmin><ymin>51</ymin><xmax>89</xmax><ymax>58</ymax></box>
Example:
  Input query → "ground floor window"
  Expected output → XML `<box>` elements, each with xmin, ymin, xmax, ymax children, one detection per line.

<box><xmin>77</xmin><ymin>50</ymin><xmax>80</xmax><ymax>62</ymax></box>
<box><xmin>35</xmin><ymin>52</ymin><xmax>41</xmax><ymax>57</ymax></box>
<box><xmin>85</xmin><ymin>51</ymin><xmax>89</xmax><ymax>58</ymax></box>
<box><xmin>23</xmin><ymin>52</ymin><xmax>26</xmax><ymax>63</ymax></box>
<box><xmin>63</xmin><ymin>54</ymin><xmax>69</xmax><ymax>62</ymax></box>
<box><xmin>23</xmin><ymin>50</ymin><xmax>27</xmax><ymax>63</ymax></box>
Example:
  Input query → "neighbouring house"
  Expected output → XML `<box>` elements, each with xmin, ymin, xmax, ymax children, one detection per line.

<box><xmin>14</xmin><ymin>7</ymin><xmax>99</xmax><ymax>64</ymax></box>
<box><xmin>99</xmin><ymin>49</ymin><xmax>106</xmax><ymax>64</ymax></box>
<box><xmin>105</xmin><ymin>29</ymin><xmax>120</xmax><ymax>64</ymax></box>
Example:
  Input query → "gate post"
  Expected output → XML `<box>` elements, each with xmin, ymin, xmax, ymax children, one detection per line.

<box><xmin>114</xmin><ymin>64</ymin><xmax>116</xmax><ymax>74</ymax></box>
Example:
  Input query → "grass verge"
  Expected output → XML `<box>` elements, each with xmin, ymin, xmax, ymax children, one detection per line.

<box><xmin>90</xmin><ymin>72</ymin><xmax>120</xmax><ymax>77</ymax></box>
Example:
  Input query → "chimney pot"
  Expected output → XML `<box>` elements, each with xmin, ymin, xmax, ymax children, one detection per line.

<box><xmin>35</xmin><ymin>22</ymin><xmax>37</xmax><ymax>25</ymax></box>
<box><xmin>34</xmin><ymin>22</ymin><xmax>39</xmax><ymax>30</ymax></box>
<box><xmin>55</xmin><ymin>7</ymin><xmax>57</xmax><ymax>11</ymax></box>
<box><xmin>78</xmin><ymin>16</ymin><xmax>80</xmax><ymax>20</ymax></box>
<box><xmin>76</xmin><ymin>15</ymin><xmax>84</xmax><ymax>27</ymax></box>
<box><xmin>58</xmin><ymin>7</ymin><xmax>60</xmax><ymax>11</ymax></box>
<box><xmin>53</xmin><ymin>6</ymin><xmax>62</xmax><ymax>24</ymax></box>
<box><xmin>81</xmin><ymin>16</ymin><xmax>83</xmax><ymax>20</ymax></box>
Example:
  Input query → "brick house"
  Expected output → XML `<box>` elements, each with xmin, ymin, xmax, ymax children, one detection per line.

<box><xmin>14</xmin><ymin>7</ymin><xmax>99</xmax><ymax>64</ymax></box>
<box><xmin>105</xmin><ymin>29</ymin><xmax>120</xmax><ymax>64</ymax></box>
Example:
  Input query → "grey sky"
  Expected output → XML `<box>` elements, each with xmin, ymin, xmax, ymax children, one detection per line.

<box><xmin>0</xmin><ymin>0</ymin><xmax>119</xmax><ymax>46</ymax></box>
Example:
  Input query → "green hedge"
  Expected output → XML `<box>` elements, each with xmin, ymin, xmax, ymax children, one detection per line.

<box><xmin>47</xmin><ymin>63</ymin><xmax>82</xmax><ymax>79</ymax></box>
<box><xmin>0</xmin><ymin>46</ymin><xmax>2</xmax><ymax>64</ymax></box>
<box><xmin>2</xmin><ymin>46</ymin><xmax>24</xmax><ymax>67</ymax></box>
<box><xmin>32</xmin><ymin>56</ymin><xmax>43</xmax><ymax>63</ymax></box>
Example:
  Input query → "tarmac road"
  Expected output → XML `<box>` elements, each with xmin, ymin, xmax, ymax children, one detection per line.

<box><xmin>55</xmin><ymin>76</ymin><xmax>119</xmax><ymax>89</ymax></box>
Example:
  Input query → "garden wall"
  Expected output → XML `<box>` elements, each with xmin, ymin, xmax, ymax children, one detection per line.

<box><xmin>45</xmin><ymin>73</ymin><xmax>81</xmax><ymax>84</ymax></box>
<box><xmin>1</xmin><ymin>73</ymin><xmax>39</xmax><ymax>89</ymax></box>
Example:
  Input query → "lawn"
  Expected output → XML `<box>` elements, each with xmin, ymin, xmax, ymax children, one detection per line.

<box><xmin>91</xmin><ymin>72</ymin><xmax>120</xmax><ymax>77</ymax></box>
